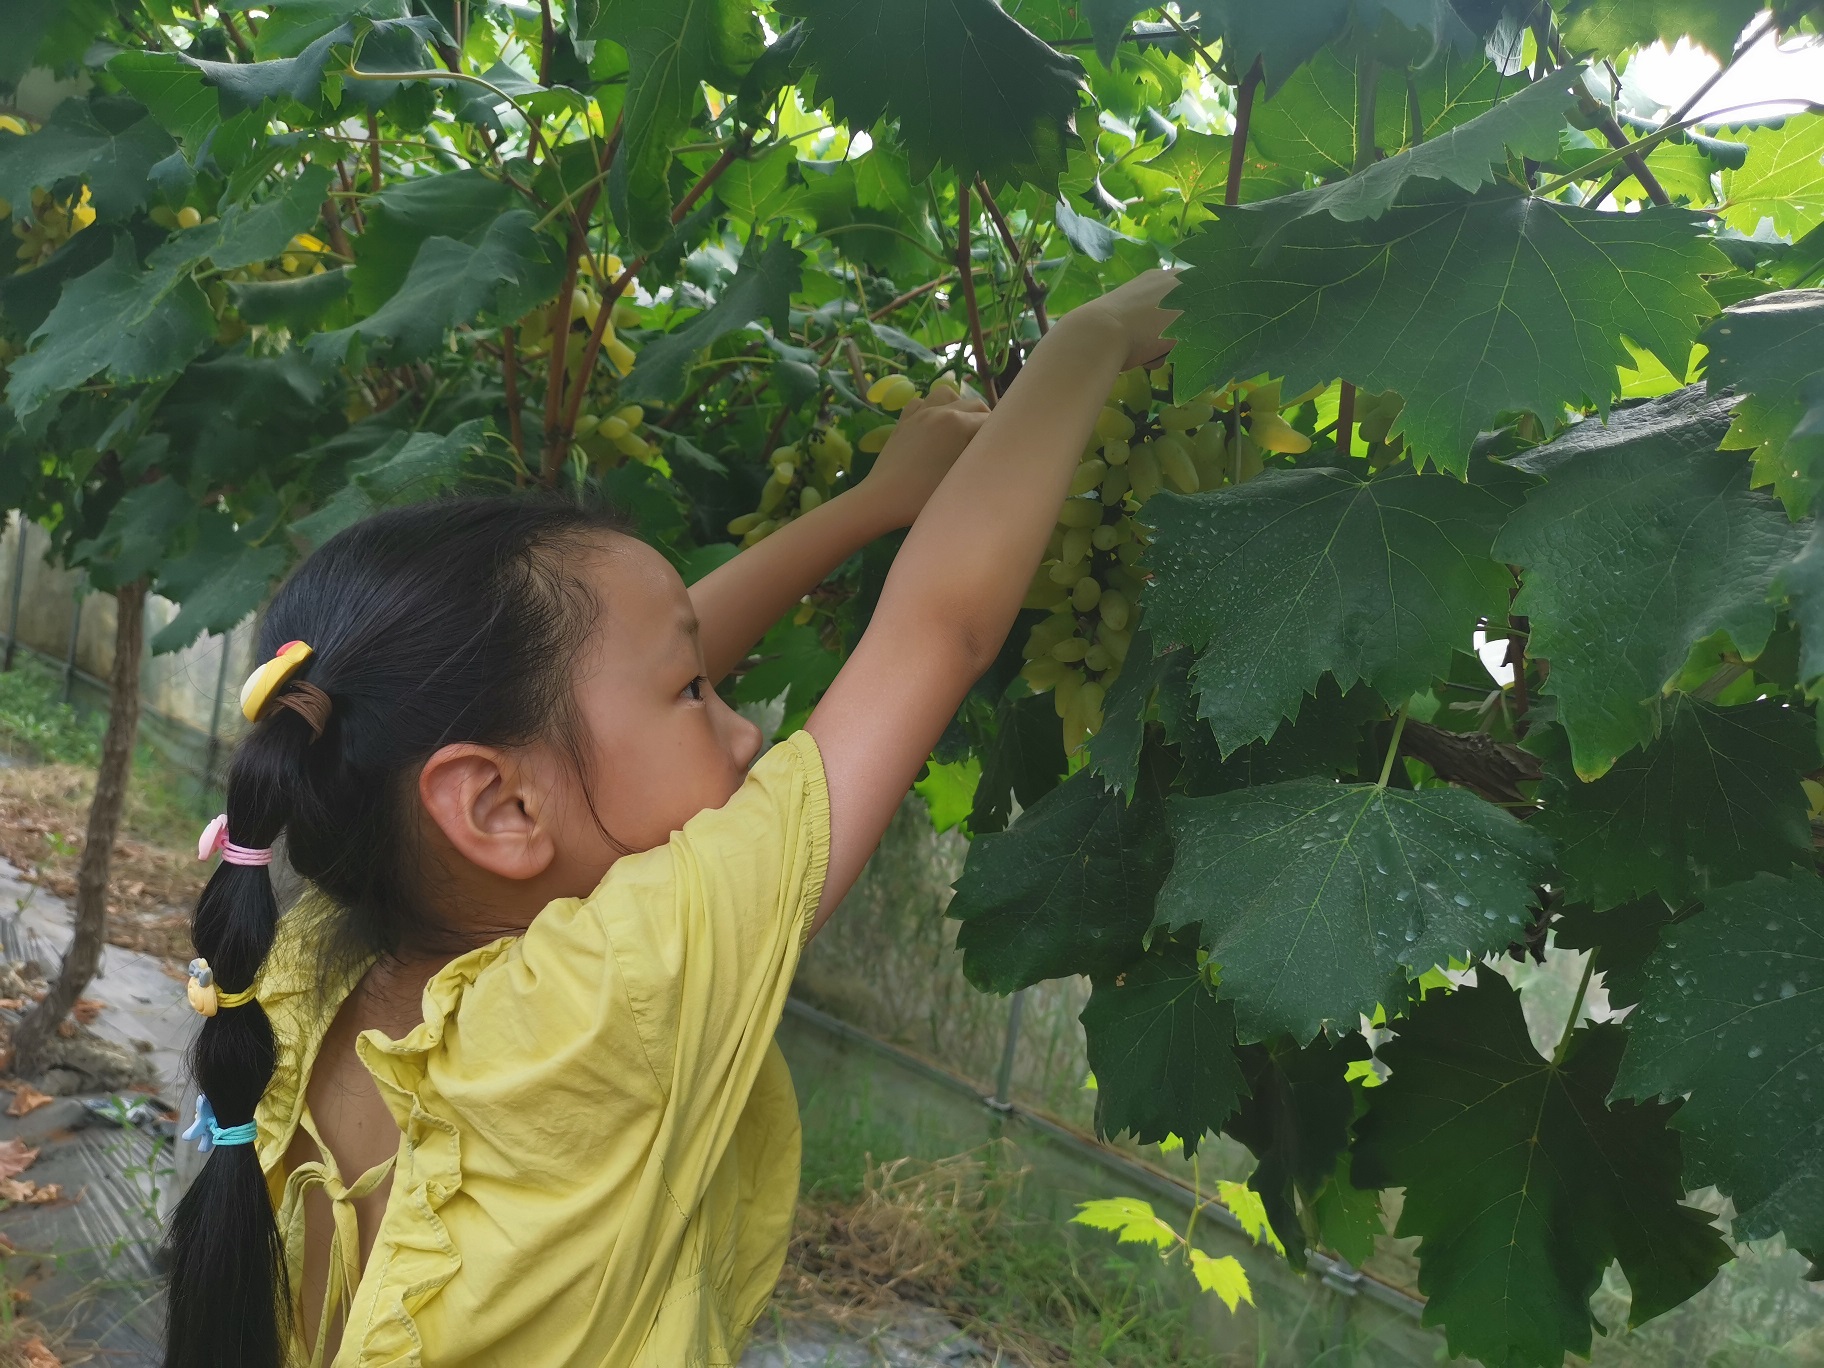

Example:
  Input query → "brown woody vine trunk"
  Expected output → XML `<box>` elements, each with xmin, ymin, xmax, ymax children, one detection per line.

<box><xmin>10</xmin><ymin>581</ymin><xmax>146</xmax><ymax>1078</ymax></box>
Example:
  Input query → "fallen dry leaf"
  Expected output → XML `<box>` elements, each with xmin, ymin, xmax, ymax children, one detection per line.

<box><xmin>0</xmin><ymin>1178</ymin><xmax>62</xmax><ymax>1204</ymax></box>
<box><xmin>7</xmin><ymin>1085</ymin><xmax>53</xmax><ymax>1117</ymax></box>
<box><xmin>11</xmin><ymin>1333</ymin><xmax>61</xmax><ymax>1367</ymax></box>
<box><xmin>70</xmin><ymin>999</ymin><xmax>103</xmax><ymax>1025</ymax></box>
<box><xmin>0</xmin><ymin>1139</ymin><xmax>37</xmax><ymax>1181</ymax></box>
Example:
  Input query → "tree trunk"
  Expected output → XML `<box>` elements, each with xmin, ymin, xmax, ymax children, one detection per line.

<box><xmin>10</xmin><ymin>581</ymin><xmax>146</xmax><ymax>1078</ymax></box>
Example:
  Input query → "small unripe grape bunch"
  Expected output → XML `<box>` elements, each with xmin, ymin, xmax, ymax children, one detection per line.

<box><xmin>572</xmin><ymin>403</ymin><xmax>659</xmax><ymax>469</ymax></box>
<box><xmin>726</xmin><ymin>371</ymin><xmax>911</xmax><ymax>547</ymax></box>
<box><xmin>1018</xmin><ymin>364</ymin><xmax>1314</xmax><ymax>755</ymax></box>
<box><xmin>15</xmin><ymin>186</ymin><xmax>98</xmax><ymax>267</ymax></box>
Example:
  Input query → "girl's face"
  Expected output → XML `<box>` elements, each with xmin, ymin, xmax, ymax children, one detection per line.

<box><xmin>539</xmin><ymin>535</ymin><xmax>764</xmax><ymax>890</ymax></box>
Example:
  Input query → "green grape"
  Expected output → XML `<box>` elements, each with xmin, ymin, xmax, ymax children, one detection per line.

<box><xmin>727</xmin><ymin>511</ymin><xmax>765</xmax><ymax>536</ymax></box>
<box><xmin>1159</xmin><ymin>400</ymin><xmax>1214</xmax><ymax>431</ymax></box>
<box><xmin>1070</xmin><ymin>458</ymin><xmax>1109</xmax><ymax>496</ymax></box>
<box><xmin>1128</xmin><ymin>442</ymin><xmax>1163</xmax><ymax>502</ymax></box>
<box><xmin>1051</xmin><ymin>636</ymin><xmax>1091</xmax><ymax>663</ymax></box>
<box><xmin>1057</xmin><ymin>498</ymin><xmax>1103</xmax><ymax>529</ymax></box>
<box><xmin>1095</xmin><ymin>406</ymin><xmax>1136</xmax><ymax>441</ymax></box>
<box><xmin>1099</xmin><ymin>588</ymin><xmax>1131</xmax><ymax>632</ymax></box>
<box><xmin>1156</xmin><ymin>434</ymin><xmax>1200</xmax><ymax>494</ymax></box>
<box><xmin>1100</xmin><ymin>464</ymin><xmax>1131</xmax><ymax>504</ymax></box>
<box><xmin>1072</xmin><ymin>576</ymin><xmax>1102</xmax><ymax>612</ymax></box>
<box><xmin>799</xmin><ymin>486</ymin><xmax>824</xmax><ymax>513</ymax></box>
<box><xmin>1061</xmin><ymin>525</ymin><xmax>1095</xmax><ymax>566</ymax></box>
<box><xmin>1102</xmin><ymin>436</ymin><xmax>1130</xmax><ymax>466</ymax></box>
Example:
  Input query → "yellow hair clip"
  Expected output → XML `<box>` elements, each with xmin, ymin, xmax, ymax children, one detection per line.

<box><xmin>240</xmin><ymin>640</ymin><xmax>314</xmax><ymax>723</ymax></box>
<box><xmin>186</xmin><ymin>957</ymin><xmax>255</xmax><ymax>1017</ymax></box>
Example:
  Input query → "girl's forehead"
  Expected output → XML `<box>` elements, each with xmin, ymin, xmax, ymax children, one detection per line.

<box><xmin>586</xmin><ymin>536</ymin><xmax>689</xmax><ymax>631</ymax></box>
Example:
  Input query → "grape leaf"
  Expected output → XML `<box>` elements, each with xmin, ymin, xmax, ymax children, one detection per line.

<box><xmin>68</xmin><ymin>476</ymin><xmax>193</xmax><ymax>587</ymax></box>
<box><xmin>1156</xmin><ymin>778</ymin><xmax>1552</xmax><ymax>1043</ymax></box>
<box><xmin>1702</xmin><ymin>287</ymin><xmax>1824</xmax><ymax>516</ymax></box>
<box><xmin>1140</xmin><ymin>468</ymin><xmax>1511</xmax><ymax>754</ymax></box>
<box><xmin>292</xmin><ymin>420</ymin><xmax>491</xmax><ymax>545</ymax></box>
<box><xmin>622</xmin><ymin>231</ymin><xmax>804</xmax><ymax>403</ymax></box>
<box><xmin>951</xmin><ymin>763</ymin><xmax>1168</xmax><ymax>993</ymax></box>
<box><xmin>776</xmin><ymin>0</ymin><xmax>1086</xmax><ymax>192</ymax></box>
<box><xmin>150</xmin><ymin>511</ymin><xmax>291</xmax><ymax>653</ymax></box>
<box><xmin>585</xmin><ymin>0</ymin><xmax>758</xmax><ymax>247</ymax></box>
<box><xmin>1551</xmin><ymin>896</ymin><xmax>1676</xmax><ymax>1010</ymax></box>
<box><xmin>1226</xmin><ymin>1030</ymin><xmax>1369</xmax><ymax>1268</ymax></box>
<box><xmin>1721</xmin><ymin>114</ymin><xmax>1824</xmax><ymax>239</ymax></box>
<box><xmin>1188</xmin><ymin>1250</ymin><xmax>1252</xmax><ymax>1310</ymax></box>
<box><xmin>308</xmin><ymin>210</ymin><xmax>559</xmax><ymax>366</ymax></box>
<box><xmin>108</xmin><ymin>50</ymin><xmax>223</xmax><ymax>149</ymax></box>
<box><xmin>1253</xmin><ymin>72</ymin><xmax>1580</xmax><ymax>240</ymax></box>
<box><xmin>1558</xmin><ymin>0</ymin><xmax>1759</xmax><ymax>59</ymax></box>
<box><xmin>1169</xmin><ymin>185</ymin><xmax>1727</xmax><ymax>474</ymax></box>
<box><xmin>1071</xmin><ymin>1195</ymin><xmax>1177</xmax><ymax>1248</ymax></box>
<box><xmin>1079</xmin><ymin>939</ymin><xmax>1247</xmax><ymax>1154</ymax></box>
<box><xmin>968</xmin><ymin>690</ymin><xmax>1065</xmax><ymax>836</ymax></box>
<box><xmin>228</xmin><ymin>266</ymin><xmax>352</xmax><ymax>330</ymax></box>
<box><xmin>1613</xmin><ymin>870</ymin><xmax>1824</xmax><ymax>1266</ymax></box>
<box><xmin>1532</xmin><ymin>699</ymin><xmax>1816</xmax><ymax>910</ymax></box>
<box><xmin>1495</xmin><ymin>386</ymin><xmax>1805</xmax><ymax>779</ymax></box>
<box><xmin>1353</xmin><ymin>974</ymin><xmax>1731</xmax><ymax>1368</ymax></box>
<box><xmin>0</xmin><ymin>95</ymin><xmax>173</xmax><ymax>221</ymax></box>
<box><xmin>6</xmin><ymin>238</ymin><xmax>214</xmax><ymax>420</ymax></box>
<box><xmin>351</xmin><ymin>169</ymin><xmax>516</xmax><ymax>312</ymax></box>
<box><xmin>1201</xmin><ymin>1</ymin><xmax>1352</xmax><ymax>92</ymax></box>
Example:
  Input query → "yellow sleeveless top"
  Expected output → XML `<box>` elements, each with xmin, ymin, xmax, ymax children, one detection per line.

<box><xmin>251</xmin><ymin>731</ymin><xmax>830</xmax><ymax>1366</ymax></box>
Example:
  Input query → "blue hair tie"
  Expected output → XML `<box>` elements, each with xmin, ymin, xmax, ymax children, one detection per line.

<box><xmin>181</xmin><ymin>1094</ymin><xmax>258</xmax><ymax>1153</ymax></box>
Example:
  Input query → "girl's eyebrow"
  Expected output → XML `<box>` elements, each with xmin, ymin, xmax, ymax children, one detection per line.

<box><xmin>680</xmin><ymin>614</ymin><xmax>701</xmax><ymax>640</ymax></box>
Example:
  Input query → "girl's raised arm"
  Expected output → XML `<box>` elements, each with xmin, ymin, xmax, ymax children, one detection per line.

<box><xmin>805</xmin><ymin>270</ymin><xmax>1180</xmax><ymax>931</ymax></box>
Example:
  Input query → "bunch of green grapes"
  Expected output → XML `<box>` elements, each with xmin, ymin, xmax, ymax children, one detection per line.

<box><xmin>1019</xmin><ymin>367</ymin><xmax>1317</xmax><ymax>754</ymax></box>
<box><xmin>573</xmin><ymin>402</ymin><xmax>661</xmax><ymax>468</ymax></box>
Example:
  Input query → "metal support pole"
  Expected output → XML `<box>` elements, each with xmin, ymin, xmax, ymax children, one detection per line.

<box><xmin>203</xmin><ymin>629</ymin><xmax>233</xmax><ymax>790</ymax></box>
<box><xmin>60</xmin><ymin>586</ymin><xmax>84</xmax><ymax>704</ymax></box>
<box><xmin>988</xmin><ymin>987</ymin><xmax>1026</xmax><ymax>1112</ymax></box>
<box><xmin>3</xmin><ymin>515</ymin><xmax>26</xmax><ymax>673</ymax></box>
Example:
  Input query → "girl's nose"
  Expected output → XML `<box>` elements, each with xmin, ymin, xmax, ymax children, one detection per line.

<box><xmin>718</xmin><ymin>693</ymin><xmax>765</xmax><ymax>769</ymax></box>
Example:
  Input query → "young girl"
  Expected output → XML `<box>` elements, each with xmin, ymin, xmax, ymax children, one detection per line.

<box><xmin>163</xmin><ymin>269</ymin><xmax>1178</xmax><ymax>1367</ymax></box>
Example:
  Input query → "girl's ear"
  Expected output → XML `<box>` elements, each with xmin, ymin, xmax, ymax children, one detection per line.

<box><xmin>418</xmin><ymin>743</ymin><xmax>558</xmax><ymax>882</ymax></box>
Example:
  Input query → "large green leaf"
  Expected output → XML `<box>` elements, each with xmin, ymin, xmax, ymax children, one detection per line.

<box><xmin>1557</xmin><ymin>0</ymin><xmax>1760</xmax><ymax>59</ymax></box>
<box><xmin>6</xmin><ymin>238</ymin><xmax>214</xmax><ymax>419</ymax></box>
<box><xmin>950</xmin><ymin>763</ymin><xmax>1168</xmax><ymax>993</ymax></box>
<box><xmin>229</xmin><ymin>266</ymin><xmax>352</xmax><ymax>330</ymax></box>
<box><xmin>1254</xmin><ymin>72</ymin><xmax>1579</xmax><ymax>239</ymax></box>
<box><xmin>1226</xmin><ymin>1030</ymin><xmax>1369</xmax><ymax>1268</ymax></box>
<box><xmin>585</xmin><ymin>0</ymin><xmax>759</xmax><ymax>248</ymax></box>
<box><xmin>1495</xmin><ymin>386</ymin><xmax>1805</xmax><ymax>779</ymax></box>
<box><xmin>0</xmin><ymin>95</ymin><xmax>174</xmax><ymax>220</ymax></box>
<box><xmin>292</xmin><ymin>419</ymin><xmax>491</xmax><ymax>545</ymax></box>
<box><xmin>968</xmin><ymin>690</ymin><xmax>1067</xmax><ymax>836</ymax></box>
<box><xmin>151</xmin><ymin>511</ymin><xmax>291</xmax><ymax>653</ymax></box>
<box><xmin>179</xmin><ymin>163</ymin><xmax>335</xmax><ymax>271</ymax></box>
<box><xmin>351</xmin><ymin>170</ymin><xmax>516</xmax><ymax>312</ymax></box>
<box><xmin>186</xmin><ymin>16</ymin><xmax>440</xmax><ymax>118</ymax></box>
<box><xmin>776</xmin><ymin>0</ymin><xmax>1086</xmax><ymax>192</ymax></box>
<box><xmin>1721</xmin><ymin>114</ymin><xmax>1824</xmax><ymax>239</ymax></box>
<box><xmin>108</xmin><ymin>51</ymin><xmax>223</xmax><ymax>149</ymax></box>
<box><xmin>621</xmin><ymin>231</ymin><xmax>804</xmax><ymax>403</ymax></box>
<box><xmin>1353</xmin><ymin>975</ymin><xmax>1731</xmax><ymax>1368</ymax></box>
<box><xmin>1156</xmin><ymin>778</ymin><xmax>1552</xmax><ymax>1042</ymax></box>
<box><xmin>1079</xmin><ymin>939</ymin><xmax>1247</xmax><ymax>1154</ymax></box>
<box><xmin>1777</xmin><ymin>518</ymin><xmax>1824</xmax><ymax>683</ymax></box>
<box><xmin>1551</xmin><ymin>896</ymin><xmax>1677</xmax><ymax>1010</ymax></box>
<box><xmin>1140</xmin><ymin>468</ymin><xmax>1511</xmax><ymax>754</ymax></box>
<box><xmin>69</xmin><ymin>476</ymin><xmax>193</xmax><ymax>588</ymax></box>
<box><xmin>1702</xmin><ymin>287</ymin><xmax>1824</xmax><ymax>515</ymax></box>
<box><xmin>1613</xmin><ymin>870</ymin><xmax>1824</xmax><ymax>1266</ymax></box>
<box><xmin>1169</xmin><ymin>186</ymin><xmax>1727</xmax><ymax>474</ymax></box>
<box><xmin>1534</xmin><ymin>699</ymin><xmax>1816</xmax><ymax>911</ymax></box>
<box><xmin>308</xmin><ymin>210</ymin><xmax>558</xmax><ymax>365</ymax></box>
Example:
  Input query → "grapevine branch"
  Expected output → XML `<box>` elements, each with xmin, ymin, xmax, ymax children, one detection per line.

<box><xmin>954</xmin><ymin>182</ymin><xmax>998</xmax><ymax>402</ymax></box>
<box><xmin>1586</xmin><ymin>12</ymin><xmax>1780</xmax><ymax>210</ymax></box>
<box><xmin>1376</xmin><ymin>704</ymin><xmax>1411</xmax><ymax>788</ymax></box>
<box><xmin>550</xmin><ymin>134</ymin><xmax>752</xmax><ymax>473</ymax></box>
<box><xmin>1552</xmin><ymin>954</ymin><xmax>1597</xmax><ymax>1068</ymax></box>
<box><xmin>1335</xmin><ymin>382</ymin><xmax>1355</xmax><ymax>456</ymax></box>
<box><xmin>975</xmin><ymin>178</ymin><xmax>1049</xmax><ymax>335</ymax></box>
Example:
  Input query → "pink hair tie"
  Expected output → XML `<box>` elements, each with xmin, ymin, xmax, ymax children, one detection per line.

<box><xmin>196</xmin><ymin>814</ymin><xmax>273</xmax><ymax>868</ymax></box>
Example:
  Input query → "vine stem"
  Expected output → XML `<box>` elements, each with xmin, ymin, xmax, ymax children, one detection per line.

<box><xmin>1353</xmin><ymin>53</ymin><xmax>1379</xmax><ymax>173</ymax></box>
<box><xmin>954</xmin><ymin>182</ymin><xmax>998</xmax><ymax>402</ymax></box>
<box><xmin>1552</xmin><ymin>954</ymin><xmax>1596</xmax><ymax>1068</ymax></box>
<box><xmin>1376</xmin><ymin>704</ymin><xmax>1410</xmax><ymax>789</ymax></box>
<box><xmin>367</xmin><ymin>111</ymin><xmax>383</xmax><ymax>191</ymax></box>
<box><xmin>1226</xmin><ymin>60</ymin><xmax>1263</xmax><ymax>206</ymax></box>
<box><xmin>1532</xmin><ymin>97</ymin><xmax>1823</xmax><ymax>199</ymax></box>
<box><xmin>502</xmin><ymin>325</ymin><xmax>526</xmax><ymax>468</ymax></box>
<box><xmin>1336</xmin><ymin>381</ymin><xmax>1355</xmax><ymax>457</ymax></box>
<box><xmin>976</xmin><ymin>178</ymin><xmax>1049</xmax><ymax>335</ymax></box>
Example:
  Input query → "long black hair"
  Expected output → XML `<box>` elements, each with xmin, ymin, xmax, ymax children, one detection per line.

<box><xmin>163</xmin><ymin>497</ymin><xmax>626</xmax><ymax>1368</ymax></box>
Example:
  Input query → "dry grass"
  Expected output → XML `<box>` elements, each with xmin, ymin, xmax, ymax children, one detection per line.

<box><xmin>0</xmin><ymin>765</ymin><xmax>201</xmax><ymax>965</ymax></box>
<box><xmin>778</xmin><ymin>1142</ymin><xmax>1029</xmax><ymax>1327</ymax></box>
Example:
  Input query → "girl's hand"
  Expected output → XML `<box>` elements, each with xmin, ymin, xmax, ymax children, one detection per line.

<box><xmin>857</xmin><ymin>380</ymin><xmax>992</xmax><ymax>528</ymax></box>
<box><xmin>1063</xmin><ymin>268</ymin><xmax>1182</xmax><ymax>372</ymax></box>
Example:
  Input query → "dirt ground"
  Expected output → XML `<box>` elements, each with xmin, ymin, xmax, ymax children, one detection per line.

<box><xmin>0</xmin><ymin>765</ymin><xmax>200</xmax><ymax>966</ymax></box>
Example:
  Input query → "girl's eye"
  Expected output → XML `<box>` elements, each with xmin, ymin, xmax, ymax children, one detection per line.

<box><xmin>682</xmin><ymin>675</ymin><xmax>708</xmax><ymax>702</ymax></box>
